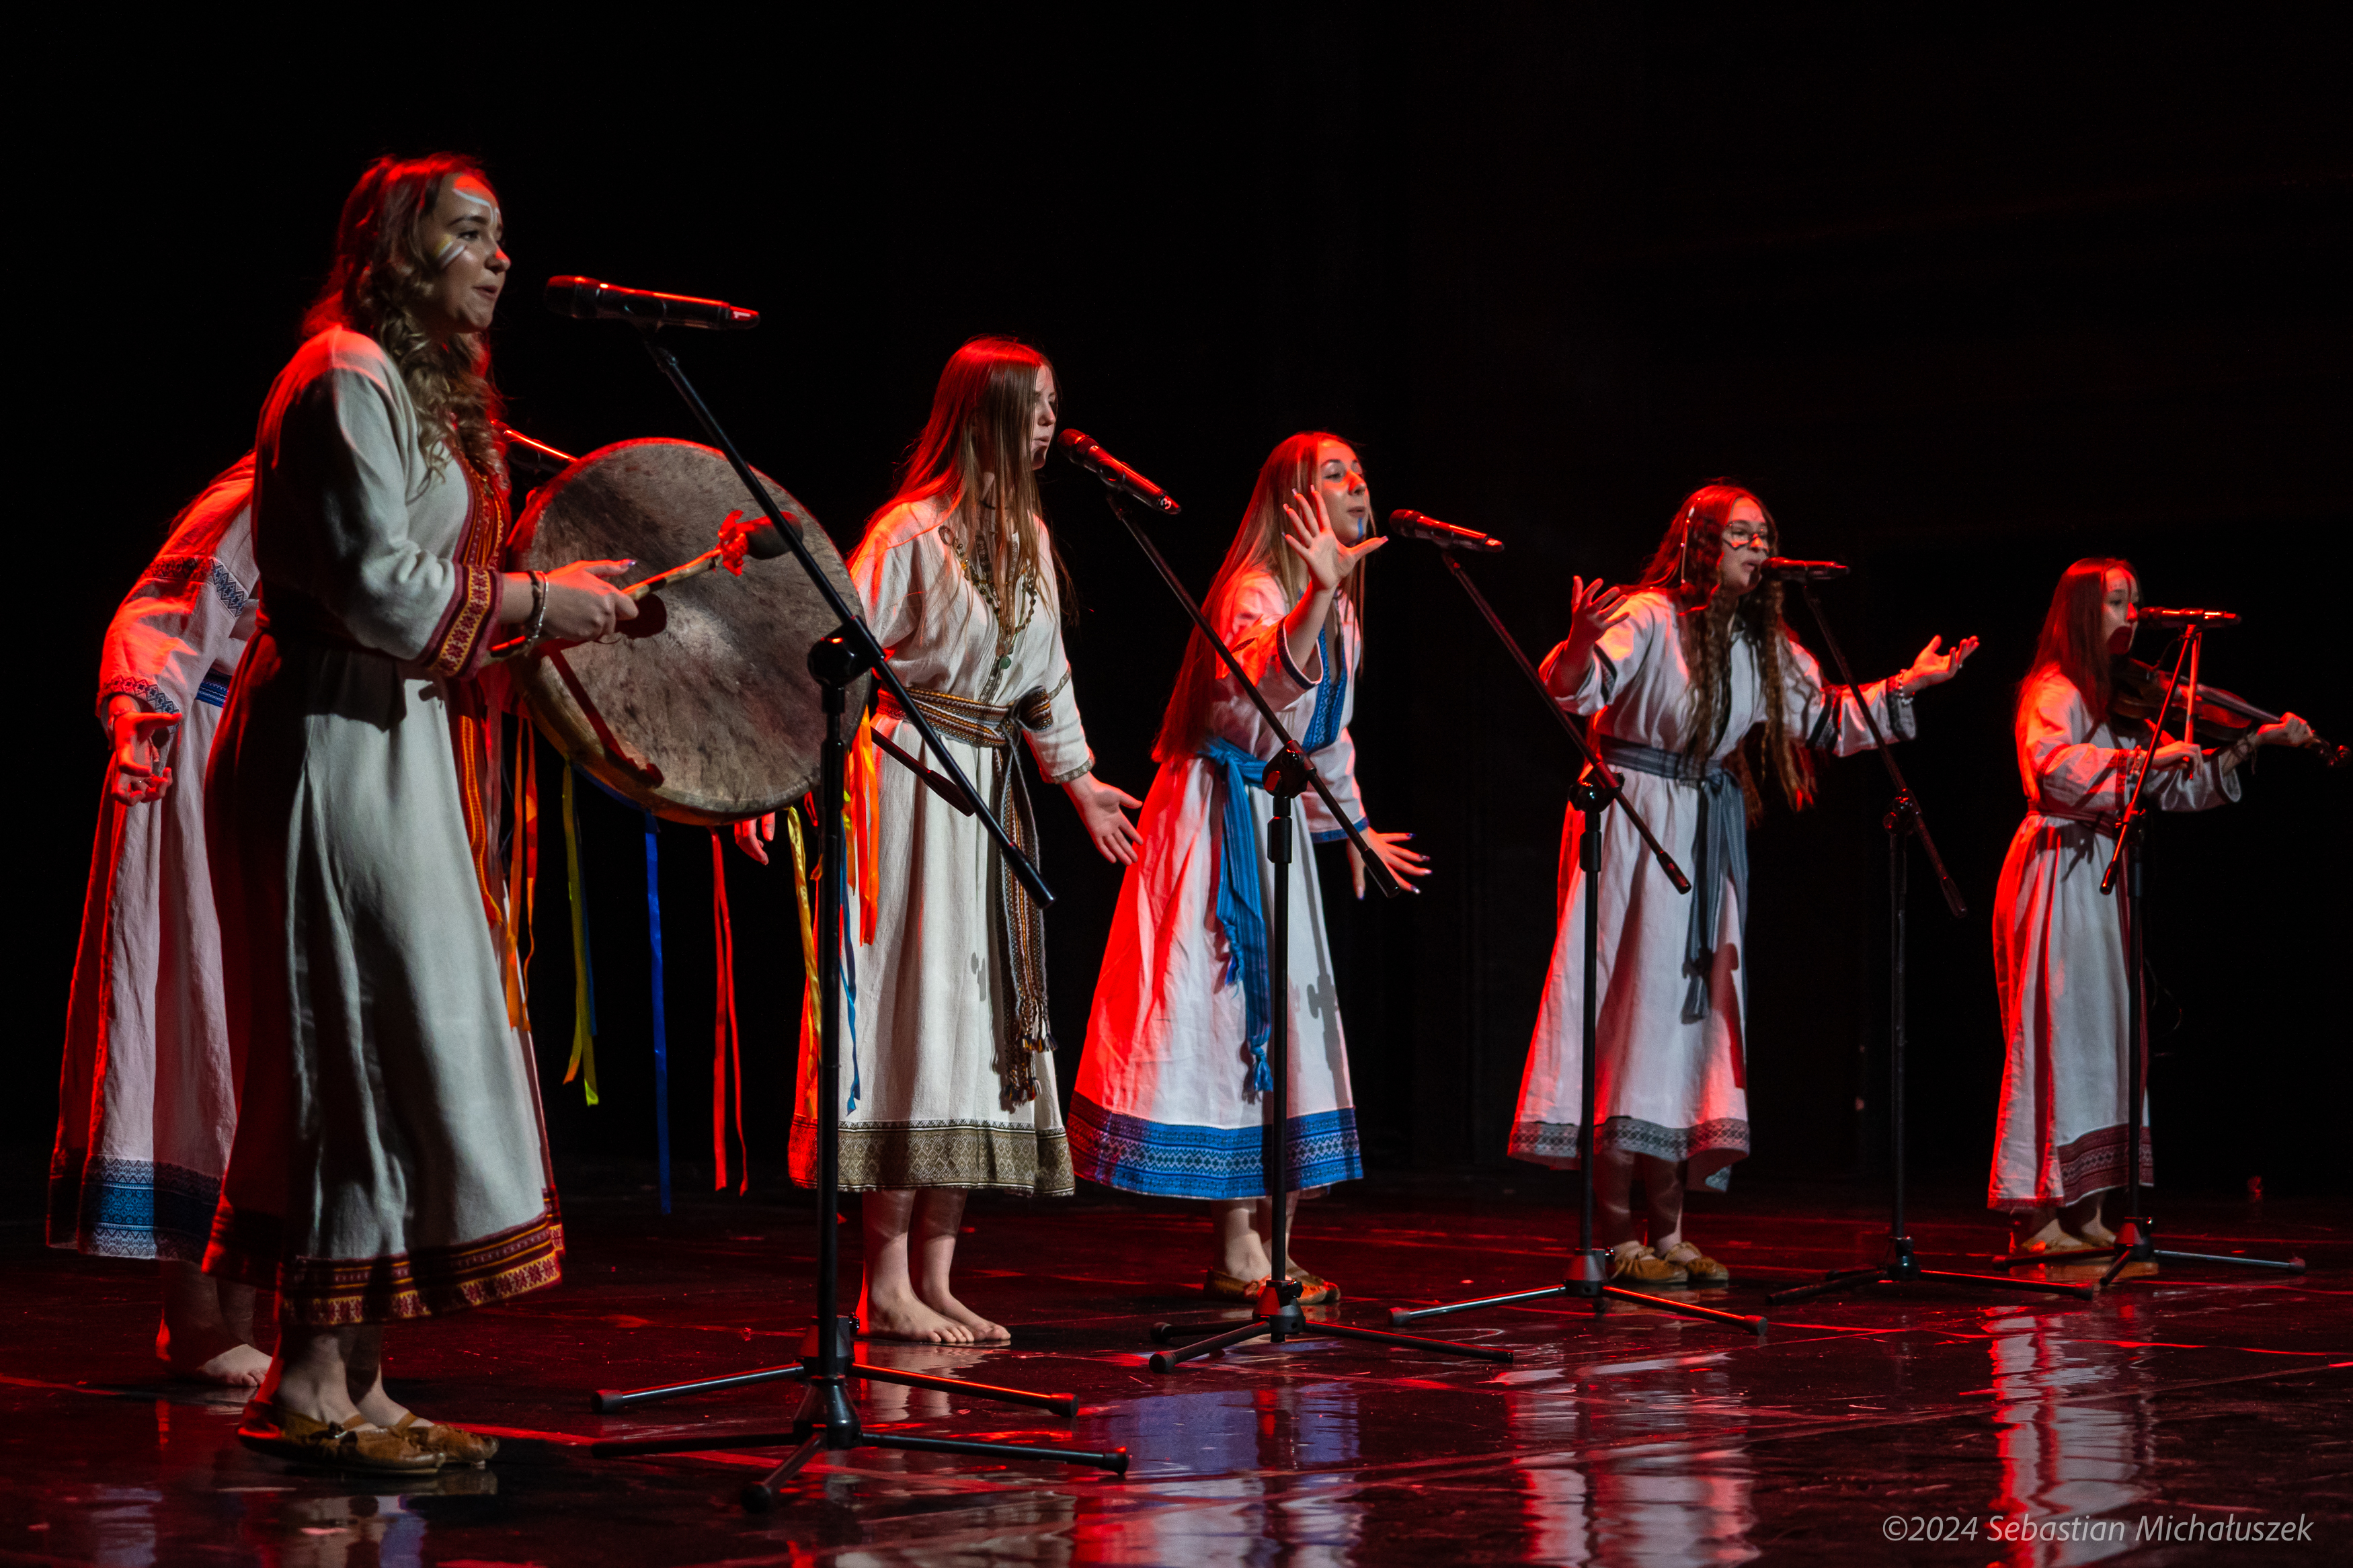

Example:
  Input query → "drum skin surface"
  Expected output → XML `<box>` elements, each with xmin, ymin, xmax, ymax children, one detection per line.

<box><xmin>508</xmin><ymin>438</ymin><xmax>870</xmax><ymax>825</ymax></box>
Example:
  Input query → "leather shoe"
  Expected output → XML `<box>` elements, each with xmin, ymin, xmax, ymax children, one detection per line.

<box><xmin>237</xmin><ymin>1402</ymin><xmax>441</xmax><ymax>1474</ymax></box>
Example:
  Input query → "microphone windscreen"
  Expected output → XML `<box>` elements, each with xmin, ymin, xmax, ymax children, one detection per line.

<box><xmin>544</xmin><ymin>276</ymin><xmax>598</xmax><ymax>317</ymax></box>
<box><xmin>744</xmin><ymin>521</ymin><xmax>792</xmax><ymax>560</ymax></box>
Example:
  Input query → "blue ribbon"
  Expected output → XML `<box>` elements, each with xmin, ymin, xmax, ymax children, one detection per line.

<box><xmin>1597</xmin><ymin>737</ymin><xmax>1749</xmax><ymax>1025</ymax></box>
<box><xmin>642</xmin><ymin>810</ymin><xmax>672</xmax><ymax>1214</ymax></box>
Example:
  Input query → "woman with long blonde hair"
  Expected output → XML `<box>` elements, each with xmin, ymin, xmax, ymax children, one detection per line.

<box><xmin>746</xmin><ymin>336</ymin><xmax>1141</xmax><ymax>1346</ymax></box>
<box><xmin>1511</xmin><ymin>483</ymin><xmax>1977</xmax><ymax>1286</ymax></box>
<box><xmin>1072</xmin><ymin>433</ymin><xmax>1427</xmax><ymax>1301</ymax></box>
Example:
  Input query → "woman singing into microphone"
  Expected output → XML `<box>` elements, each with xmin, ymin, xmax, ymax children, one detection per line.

<box><xmin>747</xmin><ymin>337</ymin><xmax>1142</xmax><ymax>1345</ymax></box>
<box><xmin>1988</xmin><ymin>559</ymin><xmax>2309</xmax><ymax>1254</ymax></box>
<box><xmin>1512</xmin><ymin>483</ymin><xmax>1976</xmax><ymax>1284</ymax></box>
<box><xmin>1072</xmin><ymin>434</ymin><xmax>1428</xmax><ymax>1303</ymax></box>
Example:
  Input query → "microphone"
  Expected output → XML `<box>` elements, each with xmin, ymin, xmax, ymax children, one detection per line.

<box><xmin>545</xmin><ymin>276</ymin><xmax>758</xmax><ymax>331</ymax></box>
<box><xmin>1387</xmin><ymin>509</ymin><xmax>1504</xmax><ymax>552</ymax></box>
<box><xmin>2137</xmin><ymin>606</ymin><xmax>2240</xmax><ymax>626</ymax></box>
<box><xmin>1057</xmin><ymin>429</ymin><xmax>1180</xmax><ymax>515</ymax></box>
<box><xmin>1759</xmin><ymin>557</ymin><xmax>1850</xmax><ymax>581</ymax></box>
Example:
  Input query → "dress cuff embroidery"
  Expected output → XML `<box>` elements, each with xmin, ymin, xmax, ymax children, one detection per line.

<box><xmin>97</xmin><ymin>675</ymin><xmax>180</xmax><ymax>723</ymax></box>
<box><xmin>1045</xmin><ymin>751</ymin><xmax>1096</xmax><ymax>786</ymax></box>
<box><xmin>422</xmin><ymin>564</ymin><xmax>501</xmax><ymax>680</ymax></box>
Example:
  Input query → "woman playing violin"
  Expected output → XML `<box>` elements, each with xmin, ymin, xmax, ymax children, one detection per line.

<box><xmin>1988</xmin><ymin>559</ymin><xmax>2311</xmax><ymax>1254</ymax></box>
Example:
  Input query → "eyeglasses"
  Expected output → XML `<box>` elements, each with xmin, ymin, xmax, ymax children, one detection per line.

<box><xmin>1720</xmin><ymin>526</ymin><xmax>1771</xmax><ymax>548</ymax></box>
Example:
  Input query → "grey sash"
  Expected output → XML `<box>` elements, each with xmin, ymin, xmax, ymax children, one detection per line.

<box><xmin>1599</xmin><ymin>736</ymin><xmax>1749</xmax><ymax>1024</ymax></box>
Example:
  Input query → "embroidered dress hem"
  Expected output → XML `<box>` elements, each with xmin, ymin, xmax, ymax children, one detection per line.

<box><xmin>1987</xmin><ymin>1123</ymin><xmax>2154</xmax><ymax>1213</ymax></box>
<box><xmin>204</xmin><ymin>1199</ymin><xmax>565</xmax><ymax>1325</ymax></box>
<box><xmin>790</xmin><ymin>1118</ymin><xmax>1074</xmax><ymax>1196</ymax></box>
<box><xmin>47</xmin><ymin>1153</ymin><xmax>221</xmax><ymax>1262</ymax></box>
<box><xmin>1509</xmin><ymin>1115</ymin><xmax>1749</xmax><ymax>1192</ymax></box>
<box><xmin>1068</xmin><ymin>1096</ymin><xmax>1362</xmax><ymax>1200</ymax></box>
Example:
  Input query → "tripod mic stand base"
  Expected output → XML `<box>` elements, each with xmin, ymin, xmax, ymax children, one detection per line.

<box><xmin>1765</xmin><ymin>1234</ymin><xmax>2094</xmax><ymax>1305</ymax></box>
<box><xmin>1389</xmin><ymin>1249</ymin><xmax>1768</xmax><ymax>1337</ymax></box>
<box><xmin>2094</xmin><ymin>1217</ymin><xmax>2306</xmax><ymax>1289</ymax></box>
<box><xmin>1146</xmin><ymin>1281</ymin><xmax>1515</xmax><ymax>1372</ymax></box>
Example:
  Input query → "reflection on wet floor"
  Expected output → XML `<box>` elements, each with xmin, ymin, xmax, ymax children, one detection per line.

<box><xmin>5</xmin><ymin>1175</ymin><xmax>2349</xmax><ymax>1565</ymax></box>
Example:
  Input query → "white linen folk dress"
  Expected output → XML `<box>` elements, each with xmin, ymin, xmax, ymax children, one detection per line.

<box><xmin>50</xmin><ymin>460</ymin><xmax>257</xmax><ymax>1260</ymax></box>
<box><xmin>1511</xmin><ymin>589</ymin><xmax>1914</xmax><ymax>1187</ymax></box>
<box><xmin>203</xmin><ymin>329</ymin><xmax>560</xmax><ymax>1324</ymax></box>
<box><xmin>1071</xmin><ymin>571</ymin><xmax>1368</xmax><ymax>1198</ymax></box>
<box><xmin>789</xmin><ymin>498</ymin><xmax>1096</xmax><ymax>1194</ymax></box>
<box><xmin>1986</xmin><ymin>669</ymin><xmax>2238</xmax><ymax>1212</ymax></box>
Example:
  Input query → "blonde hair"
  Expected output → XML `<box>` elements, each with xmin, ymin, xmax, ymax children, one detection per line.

<box><xmin>303</xmin><ymin>153</ymin><xmax>505</xmax><ymax>479</ymax></box>
<box><xmin>873</xmin><ymin>337</ymin><xmax>1057</xmax><ymax>630</ymax></box>
<box><xmin>1154</xmin><ymin>432</ymin><xmax>1367</xmax><ymax>761</ymax></box>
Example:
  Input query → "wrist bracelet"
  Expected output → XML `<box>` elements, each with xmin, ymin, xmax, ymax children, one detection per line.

<box><xmin>526</xmin><ymin>571</ymin><xmax>549</xmax><ymax>645</ymax></box>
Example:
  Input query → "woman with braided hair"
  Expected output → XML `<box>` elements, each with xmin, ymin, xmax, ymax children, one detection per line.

<box><xmin>1510</xmin><ymin>483</ymin><xmax>1977</xmax><ymax>1284</ymax></box>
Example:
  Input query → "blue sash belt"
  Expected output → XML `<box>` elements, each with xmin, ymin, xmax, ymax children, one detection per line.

<box><xmin>1599</xmin><ymin>736</ymin><xmax>1749</xmax><ymax>1024</ymax></box>
<box><xmin>1201</xmin><ymin>735</ymin><xmax>1276</xmax><ymax>1093</ymax></box>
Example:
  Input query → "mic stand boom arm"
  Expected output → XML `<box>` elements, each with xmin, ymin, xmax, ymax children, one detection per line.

<box><xmin>633</xmin><ymin>327</ymin><xmax>1049</xmax><ymax>908</ymax></box>
<box><xmin>1434</xmin><ymin>554</ymin><xmax>1689</xmax><ymax>893</ymax></box>
<box><xmin>1095</xmin><ymin>485</ymin><xmax>1403</xmax><ymax>899</ymax></box>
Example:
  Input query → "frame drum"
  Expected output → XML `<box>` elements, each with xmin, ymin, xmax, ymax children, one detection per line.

<box><xmin>507</xmin><ymin>438</ymin><xmax>871</xmax><ymax>825</ymax></box>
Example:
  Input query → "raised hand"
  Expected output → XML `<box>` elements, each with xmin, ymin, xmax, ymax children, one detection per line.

<box><xmin>1066</xmin><ymin>774</ymin><xmax>1144</xmax><ymax>864</ymax></box>
<box><xmin>1903</xmin><ymin>634</ymin><xmax>1980</xmax><ymax>691</ymax></box>
<box><xmin>1556</xmin><ymin>575</ymin><xmax>1626</xmax><ymax>675</ymax></box>
<box><xmin>1280</xmin><ymin>488</ymin><xmax>1384</xmax><ymax>594</ymax></box>
<box><xmin>108</xmin><ymin>704</ymin><xmax>183</xmax><ymax>804</ymax></box>
<box><xmin>1347</xmin><ymin>827</ymin><xmax>1429</xmax><ymax>899</ymax></box>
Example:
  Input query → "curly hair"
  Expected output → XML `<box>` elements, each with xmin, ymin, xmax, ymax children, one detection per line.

<box><xmin>302</xmin><ymin>153</ymin><xmax>504</xmax><ymax>479</ymax></box>
<box><xmin>1632</xmin><ymin>482</ymin><xmax>1813</xmax><ymax>821</ymax></box>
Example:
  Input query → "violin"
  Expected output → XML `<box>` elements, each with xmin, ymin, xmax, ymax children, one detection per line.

<box><xmin>2110</xmin><ymin>657</ymin><xmax>2346</xmax><ymax>769</ymax></box>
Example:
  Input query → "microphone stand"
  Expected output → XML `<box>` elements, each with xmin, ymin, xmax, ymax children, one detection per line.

<box><xmin>1081</xmin><ymin>482</ymin><xmax>1510</xmax><ymax>1375</ymax></box>
<box><xmin>1384</xmin><ymin>549</ymin><xmax>1765</xmax><ymax>1337</ymax></box>
<box><xmin>2065</xmin><ymin>626</ymin><xmax>2303</xmax><ymax>1287</ymax></box>
<box><xmin>580</xmin><ymin>325</ymin><xmax>1129</xmax><ymax>1507</ymax></box>
<box><xmin>1767</xmin><ymin>580</ymin><xmax>2091</xmax><ymax>1307</ymax></box>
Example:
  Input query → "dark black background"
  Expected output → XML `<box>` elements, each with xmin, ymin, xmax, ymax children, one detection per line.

<box><xmin>27</xmin><ymin>11</ymin><xmax>2349</xmax><ymax>1203</ymax></box>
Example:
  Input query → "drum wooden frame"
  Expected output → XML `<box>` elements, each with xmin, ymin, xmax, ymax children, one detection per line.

<box><xmin>507</xmin><ymin>438</ymin><xmax>871</xmax><ymax>825</ymax></box>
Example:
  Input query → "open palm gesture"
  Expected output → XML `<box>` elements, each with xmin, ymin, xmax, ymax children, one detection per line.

<box><xmin>1280</xmin><ymin>488</ymin><xmax>1384</xmax><ymax>593</ymax></box>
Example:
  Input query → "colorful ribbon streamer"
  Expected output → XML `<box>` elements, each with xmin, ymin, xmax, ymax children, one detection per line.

<box><xmin>709</xmin><ymin>829</ymin><xmax>746</xmax><ymax>1193</ymax></box>
<box><xmin>561</xmin><ymin>763</ymin><xmax>600</xmax><ymax>1104</ymax></box>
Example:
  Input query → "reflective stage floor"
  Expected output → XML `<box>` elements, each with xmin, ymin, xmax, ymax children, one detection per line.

<box><xmin>5</xmin><ymin>1168</ymin><xmax>2348</xmax><ymax>1565</ymax></box>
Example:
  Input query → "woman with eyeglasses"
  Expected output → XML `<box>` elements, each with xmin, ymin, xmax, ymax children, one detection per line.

<box><xmin>1510</xmin><ymin>483</ymin><xmax>1977</xmax><ymax>1286</ymax></box>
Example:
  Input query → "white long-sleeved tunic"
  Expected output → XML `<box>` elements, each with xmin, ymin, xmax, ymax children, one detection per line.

<box><xmin>1986</xmin><ymin>668</ymin><xmax>2237</xmax><ymax>1212</ymax></box>
<box><xmin>1511</xmin><ymin>589</ymin><xmax>1913</xmax><ymax>1186</ymax></box>
<box><xmin>1072</xmin><ymin>571</ymin><xmax>1368</xmax><ymax>1198</ymax></box>
<box><xmin>204</xmin><ymin>329</ymin><xmax>559</xmax><ymax>1323</ymax></box>
<box><xmin>51</xmin><ymin>460</ymin><xmax>257</xmax><ymax>1261</ymax></box>
<box><xmin>789</xmin><ymin>497</ymin><xmax>1095</xmax><ymax>1194</ymax></box>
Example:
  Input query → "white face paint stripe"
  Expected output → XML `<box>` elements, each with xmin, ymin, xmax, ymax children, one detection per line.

<box><xmin>448</xmin><ymin>180</ymin><xmax>496</xmax><ymax>211</ymax></box>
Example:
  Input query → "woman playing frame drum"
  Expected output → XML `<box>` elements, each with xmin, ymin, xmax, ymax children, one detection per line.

<box><xmin>1511</xmin><ymin>483</ymin><xmax>1977</xmax><ymax>1285</ymax></box>
<box><xmin>1987</xmin><ymin>559</ymin><xmax>2308</xmax><ymax>1254</ymax></box>
<box><xmin>1071</xmin><ymin>434</ymin><xmax>1427</xmax><ymax>1302</ymax></box>
<box><xmin>204</xmin><ymin>155</ymin><xmax>635</xmax><ymax>1473</ymax></box>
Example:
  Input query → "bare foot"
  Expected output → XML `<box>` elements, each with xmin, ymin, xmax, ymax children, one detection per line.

<box><xmin>2069</xmin><ymin>1216</ymin><xmax>2117</xmax><ymax>1248</ymax></box>
<box><xmin>863</xmin><ymin>1286</ymin><xmax>972</xmax><ymax>1345</ymax></box>
<box><xmin>158</xmin><ymin>1323</ymin><xmax>271</xmax><ymax>1387</ymax></box>
<box><xmin>1215</xmin><ymin>1243</ymin><xmax>1272</xmax><ymax>1282</ymax></box>
<box><xmin>2012</xmin><ymin>1211</ymin><xmax>2093</xmax><ymax>1253</ymax></box>
<box><xmin>918</xmin><ymin>1286</ymin><xmax>1010</xmax><ymax>1345</ymax></box>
